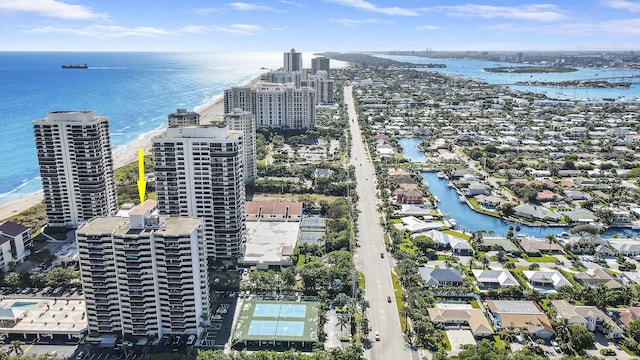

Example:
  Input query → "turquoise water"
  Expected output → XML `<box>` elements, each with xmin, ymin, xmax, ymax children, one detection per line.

<box><xmin>381</xmin><ymin>55</ymin><xmax>640</xmax><ymax>100</ymax></box>
<box><xmin>0</xmin><ymin>51</ymin><xmax>285</xmax><ymax>206</ymax></box>
<box><xmin>399</xmin><ymin>138</ymin><xmax>639</xmax><ymax>239</ymax></box>
<box><xmin>11</xmin><ymin>301</ymin><xmax>38</xmax><ymax>308</ymax></box>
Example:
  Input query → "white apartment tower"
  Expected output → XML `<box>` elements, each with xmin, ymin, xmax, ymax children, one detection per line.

<box><xmin>76</xmin><ymin>201</ymin><xmax>209</xmax><ymax>338</ymax></box>
<box><xmin>283</xmin><ymin>48</ymin><xmax>302</xmax><ymax>72</ymax></box>
<box><xmin>168</xmin><ymin>108</ymin><xmax>200</xmax><ymax>127</ymax></box>
<box><xmin>152</xmin><ymin>125</ymin><xmax>246</xmax><ymax>259</ymax></box>
<box><xmin>33</xmin><ymin>111</ymin><xmax>117</xmax><ymax>228</ymax></box>
<box><xmin>301</xmin><ymin>71</ymin><xmax>334</xmax><ymax>105</ymax></box>
<box><xmin>224</xmin><ymin>83</ymin><xmax>315</xmax><ymax>129</ymax></box>
<box><xmin>225</xmin><ymin>109</ymin><xmax>257</xmax><ymax>184</ymax></box>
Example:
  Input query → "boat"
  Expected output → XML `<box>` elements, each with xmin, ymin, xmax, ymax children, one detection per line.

<box><xmin>447</xmin><ymin>181</ymin><xmax>454</xmax><ymax>188</ymax></box>
<box><xmin>459</xmin><ymin>195</ymin><xmax>466</xmax><ymax>203</ymax></box>
<box><xmin>449</xmin><ymin>218</ymin><xmax>457</xmax><ymax>227</ymax></box>
<box><xmin>62</xmin><ymin>63</ymin><xmax>88</xmax><ymax>69</ymax></box>
<box><xmin>437</xmin><ymin>171</ymin><xmax>446</xmax><ymax>179</ymax></box>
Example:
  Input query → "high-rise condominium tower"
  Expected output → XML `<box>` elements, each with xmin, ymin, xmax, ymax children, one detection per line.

<box><xmin>168</xmin><ymin>108</ymin><xmax>200</xmax><ymax>127</ymax></box>
<box><xmin>152</xmin><ymin>125</ymin><xmax>246</xmax><ymax>259</ymax></box>
<box><xmin>33</xmin><ymin>111</ymin><xmax>117</xmax><ymax>228</ymax></box>
<box><xmin>283</xmin><ymin>48</ymin><xmax>302</xmax><ymax>72</ymax></box>
<box><xmin>224</xmin><ymin>83</ymin><xmax>315</xmax><ymax>129</ymax></box>
<box><xmin>311</xmin><ymin>56</ymin><xmax>330</xmax><ymax>75</ymax></box>
<box><xmin>76</xmin><ymin>201</ymin><xmax>209</xmax><ymax>337</ymax></box>
<box><xmin>224</xmin><ymin>109</ymin><xmax>257</xmax><ymax>184</ymax></box>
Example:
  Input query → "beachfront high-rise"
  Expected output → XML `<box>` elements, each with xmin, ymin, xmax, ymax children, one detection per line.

<box><xmin>224</xmin><ymin>83</ymin><xmax>316</xmax><ymax>129</ymax></box>
<box><xmin>225</xmin><ymin>109</ymin><xmax>257</xmax><ymax>184</ymax></box>
<box><xmin>311</xmin><ymin>56</ymin><xmax>330</xmax><ymax>75</ymax></box>
<box><xmin>301</xmin><ymin>71</ymin><xmax>334</xmax><ymax>105</ymax></box>
<box><xmin>283</xmin><ymin>48</ymin><xmax>302</xmax><ymax>72</ymax></box>
<box><xmin>76</xmin><ymin>201</ymin><xmax>209</xmax><ymax>338</ymax></box>
<box><xmin>33</xmin><ymin>111</ymin><xmax>117</xmax><ymax>228</ymax></box>
<box><xmin>168</xmin><ymin>108</ymin><xmax>200</xmax><ymax>126</ymax></box>
<box><xmin>152</xmin><ymin>125</ymin><xmax>246</xmax><ymax>259</ymax></box>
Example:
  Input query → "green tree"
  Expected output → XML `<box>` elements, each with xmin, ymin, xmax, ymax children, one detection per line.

<box><xmin>45</xmin><ymin>267</ymin><xmax>79</xmax><ymax>287</ymax></box>
<box><xmin>568</xmin><ymin>325</ymin><xmax>595</xmax><ymax>354</ymax></box>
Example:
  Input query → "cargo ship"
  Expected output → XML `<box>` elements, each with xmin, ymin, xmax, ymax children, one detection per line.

<box><xmin>61</xmin><ymin>63</ymin><xmax>88</xmax><ymax>69</ymax></box>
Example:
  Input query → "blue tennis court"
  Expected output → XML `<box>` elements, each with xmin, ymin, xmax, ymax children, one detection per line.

<box><xmin>247</xmin><ymin>320</ymin><xmax>305</xmax><ymax>337</ymax></box>
<box><xmin>253</xmin><ymin>303</ymin><xmax>306</xmax><ymax>318</ymax></box>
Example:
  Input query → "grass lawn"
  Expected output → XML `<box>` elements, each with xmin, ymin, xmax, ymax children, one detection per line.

<box><xmin>443</xmin><ymin>229</ymin><xmax>471</xmax><ymax>240</ymax></box>
<box><xmin>493</xmin><ymin>335</ymin><xmax>505</xmax><ymax>349</ymax></box>
<box><xmin>391</xmin><ymin>271</ymin><xmax>406</xmax><ymax>332</ymax></box>
<box><xmin>524</xmin><ymin>254</ymin><xmax>558</xmax><ymax>263</ymax></box>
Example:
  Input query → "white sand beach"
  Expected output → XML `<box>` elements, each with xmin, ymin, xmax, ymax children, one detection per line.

<box><xmin>0</xmin><ymin>74</ymin><xmax>265</xmax><ymax>222</ymax></box>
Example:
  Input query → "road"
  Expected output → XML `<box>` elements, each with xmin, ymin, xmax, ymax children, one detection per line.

<box><xmin>344</xmin><ymin>85</ymin><xmax>418</xmax><ymax>360</ymax></box>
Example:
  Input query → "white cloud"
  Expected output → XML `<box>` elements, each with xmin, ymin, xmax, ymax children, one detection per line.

<box><xmin>325</xmin><ymin>0</ymin><xmax>419</xmax><ymax>16</ymax></box>
<box><xmin>196</xmin><ymin>8</ymin><xmax>221</xmax><ymax>15</ymax></box>
<box><xmin>277</xmin><ymin>0</ymin><xmax>303</xmax><ymax>7</ymax></box>
<box><xmin>329</xmin><ymin>17</ymin><xmax>392</xmax><ymax>27</ymax></box>
<box><xmin>27</xmin><ymin>22</ymin><xmax>266</xmax><ymax>38</ymax></box>
<box><xmin>431</xmin><ymin>4</ymin><xmax>565</xmax><ymax>22</ymax></box>
<box><xmin>0</xmin><ymin>0</ymin><xmax>106</xmax><ymax>20</ymax></box>
<box><xmin>602</xmin><ymin>0</ymin><xmax>640</xmax><ymax>12</ymax></box>
<box><xmin>29</xmin><ymin>24</ymin><xmax>170</xmax><ymax>37</ymax></box>
<box><xmin>416</xmin><ymin>25</ymin><xmax>438</xmax><ymax>30</ymax></box>
<box><xmin>227</xmin><ymin>2</ymin><xmax>273</xmax><ymax>11</ymax></box>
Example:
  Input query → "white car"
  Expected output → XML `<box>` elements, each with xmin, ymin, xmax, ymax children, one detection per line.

<box><xmin>375</xmin><ymin>331</ymin><xmax>380</xmax><ymax>341</ymax></box>
<box><xmin>186</xmin><ymin>335</ymin><xmax>196</xmax><ymax>346</ymax></box>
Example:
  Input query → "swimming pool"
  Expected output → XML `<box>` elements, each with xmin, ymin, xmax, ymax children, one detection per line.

<box><xmin>11</xmin><ymin>301</ymin><xmax>38</xmax><ymax>309</ymax></box>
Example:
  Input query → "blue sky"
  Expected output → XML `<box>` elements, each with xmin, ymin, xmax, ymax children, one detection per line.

<box><xmin>0</xmin><ymin>0</ymin><xmax>639</xmax><ymax>52</ymax></box>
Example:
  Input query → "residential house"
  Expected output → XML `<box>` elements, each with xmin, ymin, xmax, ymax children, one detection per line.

<box><xmin>395</xmin><ymin>188</ymin><xmax>423</xmax><ymax>204</ymax></box>
<box><xmin>609</xmin><ymin>239</ymin><xmax>640</xmax><ymax>258</ymax></box>
<box><xmin>536</xmin><ymin>190</ymin><xmax>563</xmax><ymax>202</ymax></box>
<box><xmin>573</xmin><ymin>268</ymin><xmax>624</xmax><ymax>290</ymax></box>
<box><xmin>563</xmin><ymin>190</ymin><xmax>590</xmax><ymax>201</ymax></box>
<box><xmin>552</xmin><ymin>300</ymin><xmax>623</xmax><ymax>338</ymax></box>
<box><xmin>513</xmin><ymin>204</ymin><xmax>561</xmax><ymax>221</ymax></box>
<box><xmin>474</xmin><ymin>195</ymin><xmax>509</xmax><ymax>209</ymax></box>
<box><xmin>472</xmin><ymin>269</ymin><xmax>519</xmax><ymax>289</ymax></box>
<box><xmin>519</xmin><ymin>237</ymin><xmax>564</xmax><ymax>256</ymax></box>
<box><xmin>411</xmin><ymin>230</ymin><xmax>473</xmax><ymax>254</ymax></box>
<box><xmin>522</xmin><ymin>270</ymin><xmax>571</xmax><ymax>291</ymax></box>
<box><xmin>485</xmin><ymin>300</ymin><xmax>555</xmax><ymax>339</ymax></box>
<box><xmin>467</xmin><ymin>183</ymin><xmax>489</xmax><ymax>196</ymax></box>
<box><xmin>427</xmin><ymin>308</ymin><xmax>494</xmax><ymax>337</ymax></box>
<box><xmin>609</xmin><ymin>307</ymin><xmax>640</xmax><ymax>328</ymax></box>
<box><xmin>480</xmin><ymin>236</ymin><xmax>522</xmax><ymax>254</ymax></box>
<box><xmin>418</xmin><ymin>268</ymin><xmax>464</xmax><ymax>288</ymax></box>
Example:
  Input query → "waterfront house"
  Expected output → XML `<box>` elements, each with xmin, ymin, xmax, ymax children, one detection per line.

<box><xmin>523</xmin><ymin>270</ymin><xmax>571</xmax><ymax>291</ymax></box>
<box><xmin>427</xmin><ymin>308</ymin><xmax>494</xmax><ymax>338</ymax></box>
<box><xmin>467</xmin><ymin>183</ymin><xmax>489</xmax><ymax>196</ymax></box>
<box><xmin>552</xmin><ymin>300</ymin><xmax>623</xmax><ymax>338</ymax></box>
<box><xmin>413</xmin><ymin>230</ymin><xmax>473</xmax><ymax>254</ymax></box>
<box><xmin>376</xmin><ymin>143</ymin><xmax>395</xmax><ymax>157</ymax></box>
<box><xmin>418</xmin><ymin>267</ymin><xmax>464</xmax><ymax>288</ymax></box>
<box><xmin>514</xmin><ymin>204</ymin><xmax>561</xmax><ymax>222</ymax></box>
<box><xmin>474</xmin><ymin>195</ymin><xmax>509</xmax><ymax>209</ymax></box>
<box><xmin>574</xmin><ymin>268</ymin><xmax>624</xmax><ymax>290</ymax></box>
<box><xmin>472</xmin><ymin>269</ymin><xmax>519</xmax><ymax>289</ymax></box>
<box><xmin>485</xmin><ymin>300</ymin><xmax>555</xmax><ymax>339</ymax></box>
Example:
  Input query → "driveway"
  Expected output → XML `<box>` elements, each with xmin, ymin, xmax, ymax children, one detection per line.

<box><xmin>446</xmin><ymin>329</ymin><xmax>476</xmax><ymax>354</ymax></box>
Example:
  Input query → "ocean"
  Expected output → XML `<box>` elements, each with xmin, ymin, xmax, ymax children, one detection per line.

<box><xmin>0</xmin><ymin>51</ymin><xmax>285</xmax><ymax>206</ymax></box>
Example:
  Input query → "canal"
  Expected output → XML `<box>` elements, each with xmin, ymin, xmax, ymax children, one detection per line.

<box><xmin>399</xmin><ymin>138</ymin><xmax>638</xmax><ymax>239</ymax></box>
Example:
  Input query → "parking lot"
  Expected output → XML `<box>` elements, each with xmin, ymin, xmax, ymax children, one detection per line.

<box><xmin>2</xmin><ymin>286</ymin><xmax>84</xmax><ymax>298</ymax></box>
<box><xmin>201</xmin><ymin>291</ymin><xmax>239</xmax><ymax>349</ymax></box>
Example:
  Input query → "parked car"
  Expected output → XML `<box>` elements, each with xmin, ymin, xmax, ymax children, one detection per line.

<box><xmin>186</xmin><ymin>335</ymin><xmax>196</xmax><ymax>346</ymax></box>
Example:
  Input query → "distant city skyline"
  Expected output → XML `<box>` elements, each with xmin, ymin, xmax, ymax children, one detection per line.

<box><xmin>0</xmin><ymin>0</ymin><xmax>639</xmax><ymax>52</ymax></box>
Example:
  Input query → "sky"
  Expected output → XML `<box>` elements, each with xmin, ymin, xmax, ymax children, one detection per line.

<box><xmin>0</xmin><ymin>0</ymin><xmax>639</xmax><ymax>52</ymax></box>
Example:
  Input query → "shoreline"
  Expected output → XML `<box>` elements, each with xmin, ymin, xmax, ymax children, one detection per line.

<box><xmin>0</xmin><ymin>73</ymin><xmax>265</xmax><ymax>222</ymax></box>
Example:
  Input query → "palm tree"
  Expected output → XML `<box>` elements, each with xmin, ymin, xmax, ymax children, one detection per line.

<box><xmin>545</xmin><ymin>234</ymin><xmax>558</xmax><ymax>253</ymax></box>
<box><xmin>504</xmin><ymin>261</ymin><xmax>516</xmax><ymax>270</ymax></box>
<box><xmin>8</xmin><ymin>340</ymin><xmax>24</xmax><ymax>355</ymax></box>
<box><xmin>481</xmin><ymin>256</ymin><xmax>490</xmax><ymax>269</ymax></box>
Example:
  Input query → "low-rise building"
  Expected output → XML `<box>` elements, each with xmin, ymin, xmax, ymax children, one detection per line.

<box><xmin>522</xmin><ymin>270</ymin><xmax>571</xmax><ymax>291</ymax></box>
<box><xmin>552</xmin><ymin>300</ymin><xmax>623</xmax><ymax>338</ymax></box>
<box><xmin>485</xmin><ymin>300</ymin><xmax>555</xmax><ymax>339</ymax></box>
<box><xmin>427</xmin><ymin>308</ymin><xmax>493</xmax><ymax>337</ymax></box>
<box><xmin>418</xmin><ymin>267</ymin><xmax>464</xmax><ymax>288</ymax></box>
<box><xmin>472</xmin><ymin>269</ymin><xmax>519</xmax><ymax>289</ymax></box>
<box><xmin>0</xmin><ymin>221</ymin><xmax>31</xmax><ymax>272</ymax></box>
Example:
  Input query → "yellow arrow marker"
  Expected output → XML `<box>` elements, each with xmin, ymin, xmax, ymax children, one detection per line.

<box><xmin>137</xmin><ymin>148</ymin><xmax>147</xmax><ymax>207</ymax></box>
